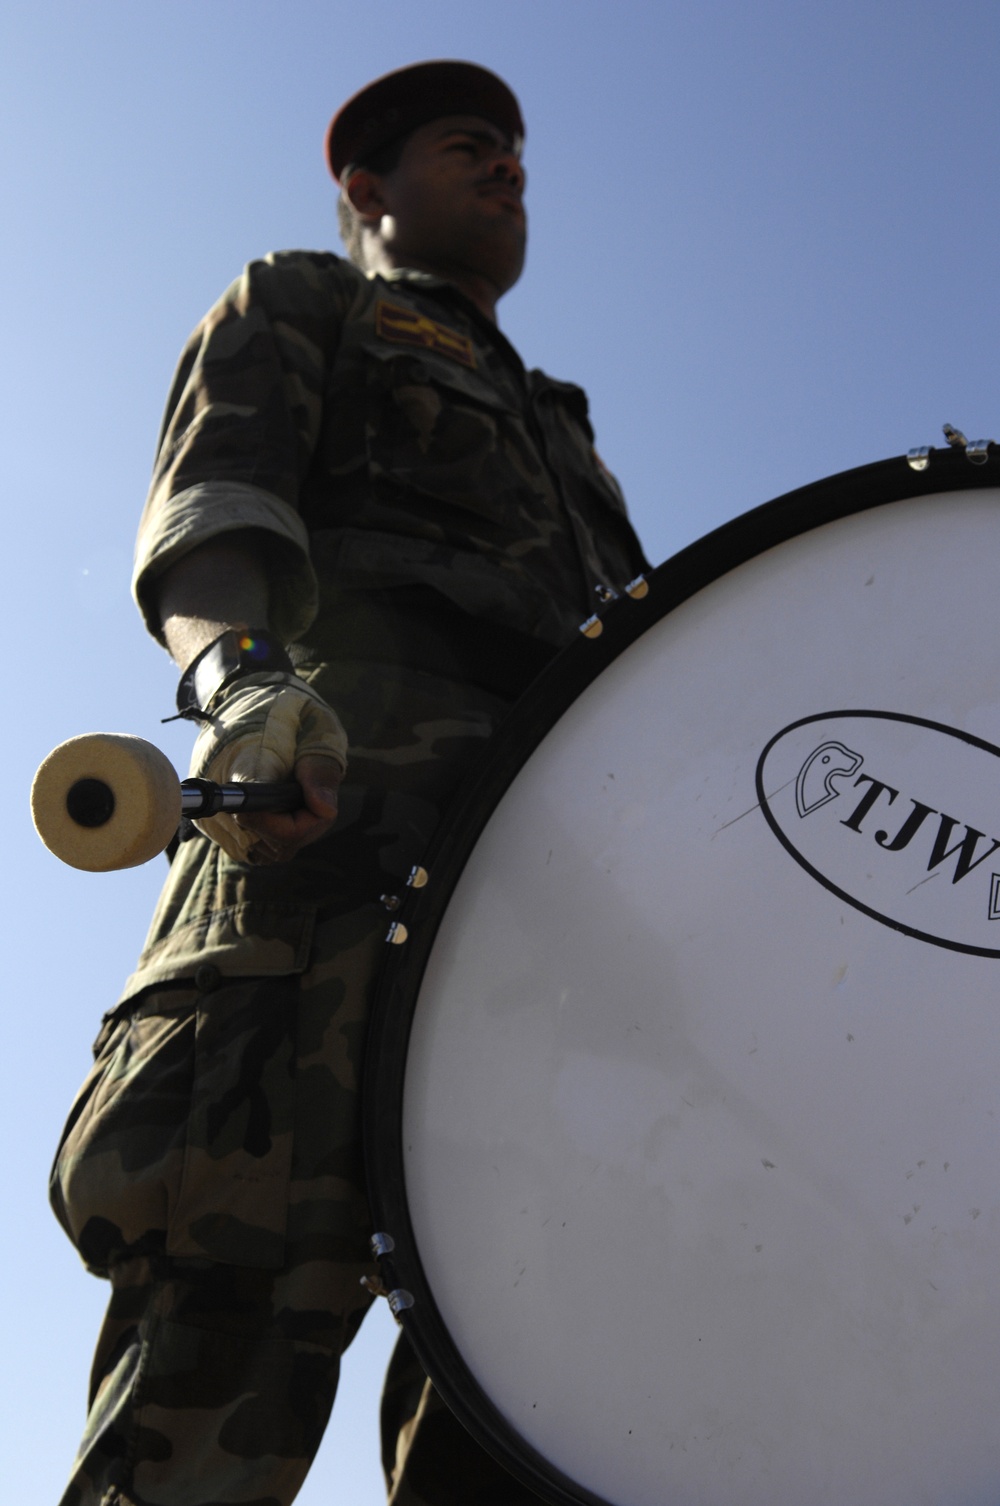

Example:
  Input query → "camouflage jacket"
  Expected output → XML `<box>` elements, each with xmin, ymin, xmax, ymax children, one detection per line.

<box><xmin>133</xmin><ymin>252</ymin><xmax>647</xmax><ymax>649</ymax></box>
<box><xmin>123</xmin><ymin>252</ymin><xmax>648</xmax><ymax>999</ymax></box>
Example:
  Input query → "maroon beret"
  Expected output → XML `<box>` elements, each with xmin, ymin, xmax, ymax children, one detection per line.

<box><xmin>325</xmin><ymin>60</ymin><xmax>524</xmax><ymax>182</ymax></box>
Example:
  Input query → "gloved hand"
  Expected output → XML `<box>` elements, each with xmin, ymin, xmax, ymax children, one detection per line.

<box><xmin>190</xmin><ymin>671</ymin><xmax>348</xmax><ymax>862</ymax></box>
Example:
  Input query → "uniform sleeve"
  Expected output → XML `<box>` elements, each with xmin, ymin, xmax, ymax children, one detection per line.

<box><xmin>132</xmin><ymin>251</ymin><xmax>359</xmax><ymax>644</ymax></box>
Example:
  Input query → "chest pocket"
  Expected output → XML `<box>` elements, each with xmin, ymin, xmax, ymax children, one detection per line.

<box><xmin>530</xmin><ymin>376</ymin><xmax>630</xmax><ymax>522</ymax></box>
<box><xmin>361</xmin><ymin>344</ymin><xmax>531</xmax><ymax>525</ymax></box>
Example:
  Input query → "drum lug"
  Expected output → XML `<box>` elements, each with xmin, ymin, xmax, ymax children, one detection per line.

<box><xmin>941</xmin><ymin>423</ymin><xmax>995</xmax><ymax>464</ymax></box>
<box><xmin>359</xmin><ymin>1271</ymin><xmax>413</xmax><ymax>1320</ymax></box>
<box><xmin>906</xmin><ymin>446</ymin><xmax>931</xmax><ymax>471</ymax></box>
<box><xmin>359</xmin><ymin>1269</ymin><xmax>414</xmax><ymax>1317</ymax></box>
<box><xmin>625</xmin><ymin>574</ymin><xmax>649</xmax><ymax>599</ymax></box>
<box><xmin>386</xmin><ymin>921</ymin><xmax>409</xmax><ymax>945</ymax></box>
<box><xmin>578</xmin><ymin>612</ymin><xmax>604</xmax><ymax>639</ymax></box>
<box><xmin>388</xmin><ymin>1289</ymin><xmax>415</xmax><ymax>1318</ymax></box>
<box><xmin>371</xmin><ymin>1231</ymin><xmax>396</xmax><ymax>1258</ymax></box>
<box><xmin>382</xmin><ymin>867</ymin><xmax>430</xmax><ymax>917</ymax></box>
<box><xmin>943</xmin><ymin>425</ymin><xmax>995</xmax><ymax>463</ymax></box>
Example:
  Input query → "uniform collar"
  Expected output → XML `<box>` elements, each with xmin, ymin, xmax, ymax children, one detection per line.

<box><xmin>367</xmin><ymin>266</ymin><xmax>452</xmax><ymax>292</ymax></box>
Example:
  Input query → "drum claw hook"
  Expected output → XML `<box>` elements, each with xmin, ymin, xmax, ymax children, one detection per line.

<box><xmin>360</xmin><ymin>1272</ymin><xmax>415</xmax><ymax>1319</ymax></box>
<box><xmin>360</xmin><ymin>1272</ymin><xmax>391</xmax><ymax>1299</ymax></box>
<box><xmin>942</xmin><ymin>424</ymin><xmax>994</xmax><ymax>465</ymax></box>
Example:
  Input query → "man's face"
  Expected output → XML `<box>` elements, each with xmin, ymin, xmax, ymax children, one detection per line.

<box><xmin>368</xmin><ymin>114</ymin><xmax>527</xmax><ymax>298</ymax></box>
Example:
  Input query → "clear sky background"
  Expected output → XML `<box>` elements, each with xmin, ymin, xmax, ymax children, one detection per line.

<box><xmin>4</xmin><ymin>2</ymin><xmax>999</xmax><ymax>1501</ymax></box>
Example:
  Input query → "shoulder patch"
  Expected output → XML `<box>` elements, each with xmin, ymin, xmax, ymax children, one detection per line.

<box><xmin>376</xmin><ymin>300</ymin><xmax>477</xmax><ymax>369</ymax></box>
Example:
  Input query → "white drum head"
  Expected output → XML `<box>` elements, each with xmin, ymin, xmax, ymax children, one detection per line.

<box><xmin>367</xmin><ymin>453</ymin><xmax>1000</xmax><ymax>1506</ymax></box>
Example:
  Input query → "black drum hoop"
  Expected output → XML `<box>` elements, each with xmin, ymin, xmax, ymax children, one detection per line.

<box><xmin>362</xmin><ymin>445</ymin><xmax>1000</xmax><ymax>1506</ymax></box>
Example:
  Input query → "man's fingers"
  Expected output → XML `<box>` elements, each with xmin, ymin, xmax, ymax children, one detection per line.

<box><xmin>232</xmin><ymin>755</ymin><xmax>344</xmax><ymax>863</ymax></box>
<box><xmin>235</xmin><ymin>806</ymin><xmax>333</xmax><ymax>851</ymax></box>
<box><xmin>296</xmin><ymin>753</ymin><xmax>345</xmax><ymax>819</ymax></box>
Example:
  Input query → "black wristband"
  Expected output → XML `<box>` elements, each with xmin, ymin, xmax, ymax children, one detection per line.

<box><xmin>174</xmin><ymin>628</ymin><xmax>295</xmax><ymax>718</ymax></box>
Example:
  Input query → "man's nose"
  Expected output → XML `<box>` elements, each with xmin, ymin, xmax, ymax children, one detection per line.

<box><xmin>490</xmin><ymin>151</ymin><xmax>525</xmax><ymax>191</ymax></box>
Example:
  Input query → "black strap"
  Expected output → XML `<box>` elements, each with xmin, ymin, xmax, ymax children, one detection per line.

<box><xmin>170</xmin><ymin>627</ymin><xmax>295</xmax><ymax>722</ymax></box>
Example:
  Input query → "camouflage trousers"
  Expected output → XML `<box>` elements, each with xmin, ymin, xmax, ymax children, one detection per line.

<box><xmin>50</xmin><ymin>907</ymin><xmax>545</xmax><ymax>1506</ymax></box>
<box><xmin>50</xmin><ymin>620</ymin><xmax>551</xmax><ymax>1506</ymax></box>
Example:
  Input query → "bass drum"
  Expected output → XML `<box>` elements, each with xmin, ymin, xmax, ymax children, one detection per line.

<box><xmin>365</xmin><ymin>448</ymin><xmax>1000</xmax><ymax>1506</ymax></box>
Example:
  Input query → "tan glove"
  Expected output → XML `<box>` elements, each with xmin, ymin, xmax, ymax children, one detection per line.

<box><xmin>190</xmin><ymin>671</ymin><xmax>348</xmax><ymax>861</ymax></box>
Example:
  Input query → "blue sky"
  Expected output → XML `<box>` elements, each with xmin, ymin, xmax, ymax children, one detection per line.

<box><xmin>5</xmin><ymin>3</ymin><xmax>999</xmax><ymax>1501</ymax></box>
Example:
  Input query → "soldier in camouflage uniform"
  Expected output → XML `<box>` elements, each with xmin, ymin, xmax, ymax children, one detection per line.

<box><xmin>50</xmin><ymin>61</ymin><xmax>648</xmax><ymax>1506</ymax></box>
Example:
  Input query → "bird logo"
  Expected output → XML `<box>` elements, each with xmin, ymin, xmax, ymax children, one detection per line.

<box><xmin>795</xmin><ymin>741</ymin><xmax>864</xmax><ymax>818</ymax></box>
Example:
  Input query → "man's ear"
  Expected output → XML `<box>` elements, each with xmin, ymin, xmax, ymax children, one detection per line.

<box><xmin>343</xmin><ymin>168</ymin><xmax>386</xmax><ymax>224</ymax></box>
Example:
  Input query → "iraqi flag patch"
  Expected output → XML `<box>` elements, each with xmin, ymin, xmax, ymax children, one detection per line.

<box><xmin>376</xmin><ymin>300</ymin><xmax>477</xmax><ymax>369</ymax></box>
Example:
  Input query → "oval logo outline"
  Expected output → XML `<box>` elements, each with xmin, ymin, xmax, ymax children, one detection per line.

<box><xmin>756</xmin><ymin>709</ymin><xmax>1000</xmax><ymax>959</ymax></box>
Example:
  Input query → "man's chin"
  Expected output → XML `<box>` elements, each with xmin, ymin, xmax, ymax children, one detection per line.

<box><xmin>493</xmin><ymin>250</ymin><xmax>527</xmax><ymax>299</ymax></box>
<box><xmin>481</xmin><ymin>231</ymin><xmax>527</xmax><ymax>293</ymax></box>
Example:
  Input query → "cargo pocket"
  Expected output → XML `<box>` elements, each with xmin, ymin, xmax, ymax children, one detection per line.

<box><xmin>50</xmin><ymin>993</ymin><xmax>197</xmax><ymax>1276</ymax></box>
<box><xmin>168</xmin><ymin>973</ymin><xmax>299</xmax><ymax>1268</ymax></box>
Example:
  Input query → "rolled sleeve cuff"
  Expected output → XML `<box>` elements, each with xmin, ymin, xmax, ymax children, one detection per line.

<box><xmin>132</xmin><ymin>481</ymin><xmax>319</xmax><ymax>645</ymax></box>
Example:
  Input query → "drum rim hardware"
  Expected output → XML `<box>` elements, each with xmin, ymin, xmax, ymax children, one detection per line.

<box><xmin>382</xmin><ymin>866</ymin><xmax>431</xmax><ymax>942</ymax></box>
<box><xmin>359</xmin><ymin>1233</ymin><xmax>416</xmax><ymax>1323</ymax></box>
<box><xmin>908</xmin><ymin>424</ymin><xmax>995</xmax><ymax>470</ymax></box>
<box><xmin>578</xmin><ymin>573</ymin><xmax>649</xmax><ymax>639</ymax></box>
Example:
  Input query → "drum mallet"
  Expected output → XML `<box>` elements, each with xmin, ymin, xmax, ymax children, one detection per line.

<box><xmin>31</xmin><ymin>732</ymin><xmax>300</xmax><ymax>871</ymax></box>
